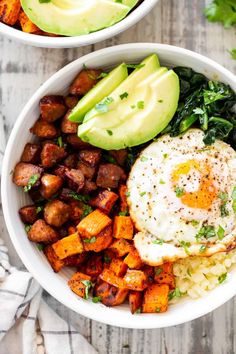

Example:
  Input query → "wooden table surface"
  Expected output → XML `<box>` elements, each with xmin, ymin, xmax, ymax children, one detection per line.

<box><xmin>0</xmin><ymin>0</ymin><xmax>236</xmax><ymax>353</ymax></box>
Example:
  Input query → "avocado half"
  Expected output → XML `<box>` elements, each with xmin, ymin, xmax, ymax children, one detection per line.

<box><xmin>20</xmin><ymin>0</ymin><xmax>139</xmax><ymax>36</ymax></box>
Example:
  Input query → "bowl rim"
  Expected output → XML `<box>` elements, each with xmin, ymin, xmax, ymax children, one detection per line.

<box><xmin>0</xmin><ymin>0</ymin><xmax>158</xmax><ymax>48</ymax></box>
<box><xmin>2</xmin><ymin>43</ymin><xmax>236</xmax><ymax>329</ymax></box>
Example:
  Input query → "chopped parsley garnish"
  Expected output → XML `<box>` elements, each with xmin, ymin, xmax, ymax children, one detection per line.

<box><xmin>218</xmin><ymin>273</ymin><xmax>227</xmax><ymax>284</ymax></box>
<box><xmin>106</xmin><ymin>130</ymin><xmax>113</xmax><ymax>136</ymax></box>
<box><xmin>163</xmin><ymin>153</ymin><xmax>168</xmax><ymax>159</ymax></box>
<box><xmin>139</xmin><ymin>191</ymin><xmax>146</xmax><ymax>197</ymax></box>
<box><xmin>159</xmin><ymin>179</ymin><xmax>165</xmax><ymax>184</ymax></box>
<box><xmin>218</xmin><ymin>192</ymin><xmax>228</xmax><ymax>201</ymax></box>
<box><xmin>168</xmin><ymin>288</ymin><xmax>185</xmax><ymax>301</ymax></box>
<box><xmin>95</xmin><ymin>97</ymin><xmax>114</xmax><ymax>113</ymax></box>
<box><xmin>36</xmin><ymin>206</ymin><xmax>43</xmax><ymax>214</ymax></box>
<box><xmin>24</xmin><ymin>174</ymin><xmax>40</xmax><ymax>192</ymax></box>
<box><xmin>103</xmin><ymin>255</ymin><xmax>111</xmax><ymax>264</ymax></box>
<box><xmin>68</xmin><ymin>192</ymin><xmax>90</xmax><ymax>203</ymax></box>
<box><xmin>126</xmin><ymin>63</ymin><xmax>145</xmax><ymax>69</ymax></box>
<box><xmin>130</xmin><ymin>104</ymin><xmax>136</xmax><ymax>109</ymax></box>
<box><xmin>82</xmin><ymin>205</ymin><xmax>93</xmax><ymax>218</ymax></box>
<box><xmin>199</xmin><ymin>244</ymin><xmax>207</xmax><ymax>253</ymax></box>
<box><xmin>187</xmin><ymin>268</ymin><xmax>192</xmax><ymax>277</ymax></box>
<box><xmin>220</xmin><ymin>203</ymin><xmax>229</xmax><ymax>217</ymax></box>
<box><xmin>97</xmin><ymin>72</ymin><xmax>108</xmax><ymax>79</ymax></box>
<box><xmin>134</xmin><ymin>308</ymin><xmax>141</xmax><ymax>314</ymax></box>
<box><xmin>196</xmin><ymin>225</ymin><xmax>216</xmax><ymax>241</ymax></box>
<box><xmin>232</xmin><ymin>187</ymin><xmax>236</xmax><ymax>213</ymax></box>
<box><xmin>137</xmin><ymin>101</ymin><xmax>144</xmax><ymax>109</ymax></box>
<box><xmin>217</xmin><ymin>225</ymin><xmax>225</xmax><ymax>240</ymax></box>
<box><xmin>179</xmin><ymin>240</ymin><xmax>191</xmax><ymax>255</ymax></box>
<box><xmin>190</xmin><ymin>220</ymin><xmax>199</xmax><ymax>226</ymax></box>
<box><xmin>120</xmin><ymin>92</ymin><xmax>129</xmax><ymax>100</ymax></box>
<box><xmin>81</xmin><ymin>280</ymin><xmax>93</xmax><ymax>300</ymax></box>
<box><xmin>24</xmin><ymin>224</ymin><xmax>32</xmax><ymax>233</ymax></box>
<box><xmin>155</xmin><ymin>267</ymin><xmax>163</xmax><ymax>276</ymax></box>
<box><xmin>57</xmin><ymin>136</ymin><xmax>64</xmax><ymax>148</ymax></box>
<box><xmin>119</xmin><ymin>210</ymin><xmax>129</xmax><ymax>216</ymax></box>
<box><xmin>158</xmin><ymin>99</ymin><xmax>163</xmax><ymax>103</ymax></box>
<box><xmin>140</xmin><ymin>156</ymin><xmax>148</xmax><ymax>162</ymax></box>
<box><xmin>125</xmin><ymin>191</ymin><xmax>130</xmax><ymax>197</ymax></box>
<box><xmin>37</xmin><ymin>244</ymin><xmax>44</xmax><ymax>251</ymax></box>
<box><xmin>92</xmin><ymin>296</ymin><xmax>101</xmax><ymax>303</ymax></box>
<box><xmin>84</xmin><ymin>236</ymin><xmax>96</xmax><ymax>244</ymax></box>
<box><xmin>152</xmin><ymin>239</ymin><xmax>164</xmax><ymax>245</ymax></box>
<box><xmin>175</xmin><ymin>186</ymin><xmax>184</xmax><ymax>197</ymax></box>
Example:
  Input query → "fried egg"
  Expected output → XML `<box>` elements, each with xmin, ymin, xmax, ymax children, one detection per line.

<box><xmin>127</xmin><ymin>129</ymin><xmax>236</xmax><ymax>265</ymax></box>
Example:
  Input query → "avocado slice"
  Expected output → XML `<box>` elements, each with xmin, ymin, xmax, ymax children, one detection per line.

<box><xmin>68</xmin><ymin>63</ymin><xmax>128</xmax><ymax>123</ymax></box>
<box><xmin>21</xmin><ymin>0</ymin><xmax>137</xmax><ymax>36</ymax></box>
<box><xmin>78</xmin><ymin>69</ymin><xmax>180</xmax><ymax>150</ymax></box>
<box><xmin>84</xmin><ymin>54</ymin><xmax>160</xmax><ymax>123</ymax></box>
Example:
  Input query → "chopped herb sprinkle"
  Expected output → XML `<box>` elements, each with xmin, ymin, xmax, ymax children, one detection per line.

<box><xmin>120</xmin><ymin>92</ymin><xmax>129</xmax><ymax>100</ymax></box>
<box><xmin>24</xmin><ymin>174</ymin><xmax>40</xmax><ymax>192</ymax></box>
<box><xmin>218</xmin><ymin>273</ymin><xmax>227</xmax><ymax>284</ymax></box>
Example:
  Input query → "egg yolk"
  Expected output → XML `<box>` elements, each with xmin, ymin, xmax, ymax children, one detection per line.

<box><xmin>172</xmin><ymin>159</ymin><xmax>218</xmax><ymax>210</ymax></box>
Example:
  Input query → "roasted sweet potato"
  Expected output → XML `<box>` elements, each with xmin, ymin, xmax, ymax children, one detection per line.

<box><xmin>63</xmin><ymin>252</ymin><xmax>87</xmax><ymax>267</ymax></box>
<box><xmin>83</xmin><ymin>225</ymin><xmax>113</xmax><ymax>252</ymax></box>
<box><xmin>0</xmin><ymin>0</ymin><xmax>21</xmax><ymax>25</ymax></box>
<box><xmin>65</xmin><ymin>168</ymin><xmax>85</xmax><ymax>193</ymax></box>
<box><xmin>94</xmin><ymin>280</ymin><xmax>128</xmax><ymax>306</ymax></box>
<box><xmin>142</xmin><ymin>265</ymin><xmax>154</xmax><ymax>284</ymax></box>
<box><xmin>77</xmin><ymin>161</ymin><xmax>96</xmax><ymax>180</ymax></box>
<box><xmin>13</xmin><ymin>162</ymin><xmax>43</xmax><ymax>187</ymax></box>
<box><xmin>28</xmin><ymin>219</ymin><xmax>59</xmax><ymax>243</ymax></box>
<box><xmin>66</xmin><ymin>134</ymin><xmax>90</xmax><ymax>149</ymax></box>
<box><xmin>99</xmin><ymin>268</ymin><xmax>127</xmax><ymax>289</ymax></box>
<box><xmin>61</xmin><ymin>110</ymin><xmax>78</xmax><ymax>134</ymax></box>
<box><xmin>109</xmin><ymin>258</ymin><xmax>127</xmax><ymax>277</ymax></box>
<box><xmin>89</xmin><ymin>190</ymin><xmax>118</xmax><ymax>214</ymax></box>
<box><xmin>40</xmin><ymin>174</ymin><xmax>63</xmax><ymax>199</ymax></box>
<box><xmin>44</xmin><ymin>245</ymin><xmax>64</xmax><ymax>273</ymax></box>
<box><xmin>96</xmin><ymin>164</ymin><xmax>126</xmax><ymax>189</ymax></box>
<box><xmin>69</xmin><ymin>69</ymin><xmax>102</xmax><ymax>96</ymax></box>
<box><xmin>19</xmin><ymin>10</ymin><xmax>40</xmax><ymax>33</ymax></box>
<box><xmin>142</xmin><ymin>284</ymin><xmax>169</xmax><ymax>313</ymax></box>
<box><xmin>129</xmin><ymin>291</ymin><xmax>143</xmax><ymax>314</ymax></box>
<box><xmin>109</xmin><ymin>150</ymin><xmax>128</xmax><ymax>166</ymax></box>
<box><xmin>41</xmin><ymin>143</ymin><xmax>67</xmax><ymax>168</ymax></box>
<box><xmin>124</xmin><ymin>270</ymin><xmax>148</xmax><ymax>291</ymax></box>
<box><xmin>113</xmin><ymin>216</ymin><xmax>133</xmax><ymax>240</ymax></box>
<box><xmin>84</xmin><ymin>254</ymin><xmax>103</xmax><ymax>280</ymax></box>
<box><xmin>108</xmin><ymin>238</ymin><xmax>132</xmax><ymax>257</ymax></box>
<box><xmin>30</xmin><ymin>119</ymin><xmax>58</xmax><ymax>139</ymax></box>
<box><xmin>77</xmin><ymin>209</ymin><xmax>112</xmax><ymax>238</ymax></box>
<box><xmin>119</xmin><ymin>185</ymin><xmax>129</xmax><ymax>213</ymax></box>
<box><xmin>44</xmin><ymin>199</ymin><xmax>71</xmax><ymax>227</ymax></box>
<box><xmin>52</xmin><ymin>233</ymin><xmax>84</xmax><ymax>259</ymax></box>
<box><xmin>64</xmin><ymin>95</ymin><xmax>79</xmax><ymax>109</ymax></box>
<box><xmin>19</xmin><ymin>205</ymin><xmax>38</xmax><ymax>224</ymax></box>
<box><xmin>124</xmin><ymin>247</ymin><xmax>143</xmax><ymax>269</ymax></box>
<box><xmin>40</xmin><ymin>95</ymin><xmax>67</xmax><ymax>123</ymax></box>
<box><xmin>20</xmin><ymin>143</ymin><xmax>41</xmax><ymax>164</ymax></box>
<box><xmin>78</xmin><ymin>149</ymin><xmax>101</xmax><ymax>167</ymax></box>
<box><xmin>68</xmin><ymin>272</ymin><xmax>92</xmax><ymax>299</ymax></box>
<box><xmin>154</xmin><ymin>262</ymin><xmax>175</xmax><ymax>290</ymax></box>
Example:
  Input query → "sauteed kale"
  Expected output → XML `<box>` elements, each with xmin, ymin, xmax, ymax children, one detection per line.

<box><xmin>165</xmin><ymin>67</ymin><xmax>236</xmax><ymax>147</ymax></box>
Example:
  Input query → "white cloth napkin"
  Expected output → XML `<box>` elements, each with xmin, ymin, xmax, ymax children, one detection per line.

<box><xmin>0</xmin><ymin>238</ymin><xmax>97</xmax><ymax>354</ymax></box>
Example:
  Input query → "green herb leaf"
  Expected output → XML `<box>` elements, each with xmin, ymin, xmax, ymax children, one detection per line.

<box><xmin>168</xmin><ymin>288</ymin><xmax>185</xmax><ymax>301</ymax></box>
<box><xmin>24</xmin><ymin>224</ymin><xmax>32</xmax><ymax>233</ymax></box>
<box><xmin>125</xmin><ymin>191</ymin><xmax>130</xmax><ymax>197</ymax></box>
<box><xmin>36</xmin><ymin>206</ymin><xmax>43</xmax><ymax>214</ymax></box>
<box><xmin>218</xmin><ymin>273</ymin><xmax>227</xmax><ymax>284</ymax></box>
<box><xmin>140</xmin><ymin>156</ymin><xmax>148</xmax><ymax>162</ymax></box>
<box><xmin>217</xmin><ymin>225</ymin><xmax>225</xmax><ymax>240</ymax></box>
<box><xmin>204</xmin><ymin>0</ymin><xmax>236</xmax><ymax>28</ymax></box>
<box><xmin>137</xmin><ymin>101</ymin><xmax>144</xmax><ymax>109</ymax></box>
<box><xmin>119</xmin><ymin>210</ymin><xmax>129</xmax><ymax>216</ymax></box>
<box><xmin>179</xmin><ymin>240</ymin><xmax>191</xmax><ymax>255</ymax></box>
<box><xmin>196</xmin><ymin>225</ymin><xmax>216</xmax><ymax>241</ymax></box>
<box><xmin>134</xmin><ymin>308</ymin><xmax>141</xmax><ymax>314</ymax></box>
<box><xmin>57</xmin><ymin>136</ymin><xmax>64</xmax><ymax>148</ymax></box>
<box><xmin>92</xmin><ymin>296</ymin><xmax>101</xmax><ymax>303</ymax></box>
<box><xmin>95</xmin><ymin>97</ymin><xmax>114</xmax><ymax>113</ymax></box>
<box><xmin>103</xmin><ymin>255</ymin><xmax>111</xmax><ymax>264</ymax></box>
<box><xmin>199</xmin><ymin>244</ymin><xmax>207</xmax><ymax>253</ymax></box>
<box><xmin>190</xmin><ymin>220</ymin><xmax>199</xmax><ymax>226</ymax></box>
<box><xmin>68</xmin><ymin>192</ymin><xmax>90</xmax><ymax>203</ymax></box>
<box><xmin>82</xmin><ymin>205</ymin><xmax>93</xmax><ymax>218</ymax></box>
<box><xmin>230</xmin><ymin>49</ymin><xmax>236</xmax><ymax>60</ymax></box>
<box><xmin>152</xmin><ymin>239</ymin><xmax>164</xmax><ymax>245</ymax></box>
<box><xmin>106</xmin><ymin>130</ymin><xmax>113</xmax><ymax>136</ymax></box>
<box><xmin>175</xmin><ymin>186</ymin><xmax>184</xmax><ymax>197</ymax></box>
<box><xmin>84</xmin><ymin>236</ymin><xmax>96</xmax><ymax>244</ymax></box>
<box><xmin>81</xmin><ymin>280</ymin><xmax>93</xmax><ymax>300</ymax></box>
<box><xmin>155</xmin><ymin>267</ymin><xmax>163</xmax><ymax>276</ymax></box>
<box><xmin>126</xmin><ymin>63</ymin><xmax>145</xmax><ymax>69</ymax></box>
<box><xmin>37</xmin><ymin>243</ymin><xmax>44</xmax><ymax>251</ymax></box>
<box><xmin>232</xmin><ymin>187</ymin><xmax>236</xmax><ymax>213</ymax></box>
<box><xmin>139</xmin><ymin>191</ymin><xmax>146</xmax><ymax>197</ymax></box>
<box><xmin>159</xmin><ymin>179</ymin><xmax>165</xmax><ymax>184</ymax></box>
<box><xmin>163</xmin><ymin>153</ymin><xmax>168</xmax><ymax>159</ymax></box>
<box><xmin>97</xmin><ymin>72</ymin><xmax>108</xmax><ymax>79</ymax></box>
<box><xmin>24</xmin><ymin>174</ymin><xmax>40</xmax><ymax>192</ymax></box>
<box><xmin>120</xmin><ymin>92</ymin><xmax>129</xmax><ymax>100</ymax></box>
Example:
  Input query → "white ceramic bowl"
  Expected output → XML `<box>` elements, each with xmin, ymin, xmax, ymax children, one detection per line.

<box><xmin>2</xmin><ymin>43</ymin><xmax>236</xmax><ymax>328</ymax></box>
<box><xmin>0</xmin><ymin>0</ymin><xmax>158</xmax><ymax>48</ymax></box>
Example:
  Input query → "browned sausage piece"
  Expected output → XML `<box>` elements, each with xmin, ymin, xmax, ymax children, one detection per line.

<box><xmin>61</xmin><ymin>110</ymin><xmax>78</xmax><ymax>134</ymax></box>
<box><xmin>82</xmin><ymin>180</ymin><xmax>97</xmax><ymax>194</ymax></box>
<box><xmin>64</xmin><ymin>95</ymin><xmax>79</xmax><ymax>109</ymax></box>
<box><xmin>66</xmin><ymin>134</ymin><xmax>90</xmax><ymax>150</ymax></box>
<box><xmin>44</xmin><ymin>199</ymin><xmax>71</xmax><ymax>227</ymax></box>
<box><xmin>68</xmin><ymin>200</ymin><xmax>83</xmax><ymax>221</ymax></box>
<box><xmin>28</xmin><ymin>219</ymin><xmax>59</xmax><ymax>243</ymax></box>
<box><xmin>30</xmin><ymin>119</ymin><xmax>59</xmax><ymax>139</ymax></box>
<box><xmin>13</xmin><ymin>162</ymin><xmax>43</xmax><ymax>187</ymax></box>
<box><xmin>40</xmin><ymin>95</ymin><xmax>67</xmax><ymax>122</ymax></box>
<box><xmin>59</xmin><ymin>188</ymin><xmax>76</xmax><ymax>202</ymax></box>
<box><xmin>69</xmin><ymin>69</ymin><xmax>102</xmax><ymax>96</ymax></box>
<box><xmin>78</xmin><ymin>149</ymin><xmax>101</xmax><ymax>167</ymax></box>
<box><xmin>20</xmin><ymin>143</ymin><xmax>41</xmax><ymax>164</ymax></box>
<box><xmin>40</xmin><ymin>174</ymin><xmax>63</xmax><ymax>199</ymax></box>
<box><xmin>54</xmin><ymin>165</ymin><xmax>69</xmax><ymax>180</ymax></box>
<box><xmin>77</xmin><ymin>161</ymin><xmax>96</xmax><ymax>180</ymax></box>
<box><xmin>63</xmin><ymin>154</ymin><xmax>78</xmax><ymax>169</ymax></box>
<box><xmin>41</xmin><ymin>143</ymin><xmax>67</xmax><ymax>168</ymax></box>
<box><xmin>19</xmin><ymin>205</ymin><xmax>38</xmax><ymax>224</ymax></box>
<box><xmin>96</xmin><ymin>164</ymin><xmax>126</xmax><ymax>189</ymax></box>
<box><xmin>109</xmin><ymin>149</ymin><xmax>128</xmax><ymax>166</ymax></box>
<box><xmin>65</xmin><ymin>169</ymin><xmax>85</xmax><ymax>193</ymax></box>
<box><xmin>89</xmin><ymin>190</ymin><xmax>118</xmax><ymax>214</ymax></box>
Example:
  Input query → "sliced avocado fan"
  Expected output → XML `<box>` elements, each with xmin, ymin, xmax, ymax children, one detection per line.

<box><xmin>20</xmin><ymin>0</ymin><xmax>139</xmax><ymax>36</ymax></box>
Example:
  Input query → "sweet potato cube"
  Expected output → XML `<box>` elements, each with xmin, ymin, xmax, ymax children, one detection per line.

<box><xmin>19</xmin><ymin>10</ymin><xmax>40</xmax><ymax>33</ymax></box>
<box><xmin>124</xmin><ymin>247</ymin><xmax>143</xmax><ymax>269</ymax></box>
<box><xmin>124</xmin><ymin>270</ymin><xmax>148</xmax><ymax>291</ymax></box>
<box><xmin>63</xmin><ymin>252</ymin><xmax>87</xmax><ymax>267</ymax></box>
<box><xmin>99</xmin><ymin>268</ymin><xmax>127</xmax><ymax>289</ymax></box>
<box><xmin>84</xmin><ymin>254</ymin><xmax>103</xmax><ymax>280</ymax></box>
<box><xmin>154</xmin><ymin>262</ymin><xmax>175</xmax><ymax>289</ymax></box>
<box><xmin>94</xmin><ymin>280</ymin><xmax>128</xmax><ymax>306</ymax></box>
<box><xmin>0</xmin><ymin>0</ymin><xmax>21</xmax><ymax>25</ymax></box>
<box><xmin>68</xmin><ymin>272</ymin><xmax>91</xmax><ymax>299</ymax></box>
<box><xmin>109</xmin><ymin>258</ymin><xmax>127</xmax><ymax>277</ymax></box>
<box><xmin>129</xmin><ymin>291</ymin><xmax>143</xmax><ymax>314</ymax></box>
<box><xmin>113</xmin><ymin>216</ymin><xmax>133</xmax><ymax>240</ymax></box>
<box><xmin>52</xmin><ymin>233</ymin><xmax>83</xmax><ymax>260</ymax></box>
<box><xmin>89</xmin><ymin>190</ymin><xmax>118</xmax><ymax>214</ymax></box>
<box><xmin>142</xmin><ymin>284</ymin><xmax>169</xmax><ymax>313</ymax></box>
<box><xmin>119</xmin><ymin>185</ymin><xmax>129</xmax><ymax>212</ymax></box>
<box><xmin>77</xmin><ymin>209</ymin><xmax>112</xmax><ymax>238</ymax></box>
<box><xmin>44</xmin><ymin>245</ymin><xmax>64</xmax><ymax>273</ymax></box>
<box><xmin>83</xmin><ymin>225</ymin><xmax>113</xmax><ymax>252</ymax></box>
<box><xmin>109</xmin><ymin>238</ymin><xmax>132</xmax><ymax>257</ymax></box>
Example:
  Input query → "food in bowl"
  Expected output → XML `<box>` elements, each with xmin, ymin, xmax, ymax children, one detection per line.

<box><xmin>0</xmin><ymin>0</ymin><xmax>141</xmax><ymax>37</ymax></box>
<box><xmin>12</xmin><ymin>53</ymin><xmax>236</xmax><ymax>315</ymax></box>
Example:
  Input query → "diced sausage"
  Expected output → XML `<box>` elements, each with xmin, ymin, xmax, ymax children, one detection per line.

<box><xmin>64</xmin><ymin>95</ymin><xmax>79</xmax><ymax>109</ymax></box>
<box><xmin>68</xmin><ymin>200</ymin><xmax>83</xmax><ymax>222</ymax></box>
<box><xmin>44</xmin><ymin>199</ymin><xmax>71</xmax><ymax>227</ymax></box>
<box><xmin>65</xmin><ymin>169</ymin><xmax>85</xmax><ymax>193</ymax></box>
<box><xmin>20</xmin><ymin>143</ymin><xmax>41</xmax><ymax>164</ymax></box>
<box><xmin>82</xmin><ymin>180</ymin><xmax>97</xmax><ymax>194</ymax></box>
<box><xmin>78</xmin><ymin>149</ymin><xmax>101</xmax><ymax>167</ymax></box>
<box><xmin>109</xmin><ymin>149</ymin><xmax>128</xmax><ymax>166</ymax></box>
<box><xmin>66</xmin><ymin>134</ymin><xmax>90</xmax><ymax>149</ymax></box>
<box><xmin>69</xmin><ymin>69</ymin><xmax>102</xmax><ymax>96</ymax></box>
<box><xmin>54</xmin><ymin>165</ymin><xmax>69</xmax><ymax>180</ymax></box>
<box><xmin>63</xmin><ymin>154</ymin><xmax>78</xmax><ymax>169</ymax></box>
<box><xmin>41</xmin><ymin>143</ymin><xmax>67</xmax><ymax>168</ymax></box>
<box><xmin>61</xmin><ymin>110</ymin><xmax>78</xmax><ymax>134</ymax></box>
<box><xmin>40</xmin><ymin>174</ymin><xmax>63</xmax><ymax>199</ymax></box>
<box><xmin>30</xmin><ymin>119</ymin><xmax>59</xmax><ymax>139</ymax></box>
<box><xmin>77</xmin><ymin>161</ymin><xmax>96</xmax><ymax>180</ymax></box>
<box><xmin>13</xmin><ymin>162</ymin><xmax>43</xmax><ymax>187</ymax></box>
<box><xmin>59</xmin><ymin>188</ymin><xmax>75</xmax><ymax>202</ymax></box>
<box><xmin>40</xmin><ymin>95</ymin><xmax>67</xmax><ymax>122</ymax></box>
<box><xmin>28</xmin><ymin>189</ymin><xmax>45</xmax><ymax>204</ymax></box>
<box><xmin>89</xmin><ymin>190</ymin><xmax>118</xmax><ymax>214</ymax></box>
<box><xmin>96</xmin><ymin>164</ymin><xmax>126</xmax><ymax>189</ymax></box>
<box><xmin>28</xmin><ymin>219</ymin><xmax>59</xmax><ymax>243</ymax></box>
<box><xmin>19</xmin><ymin>205</ymin><xmax>38</xmax><ymax>224</ymax></box>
